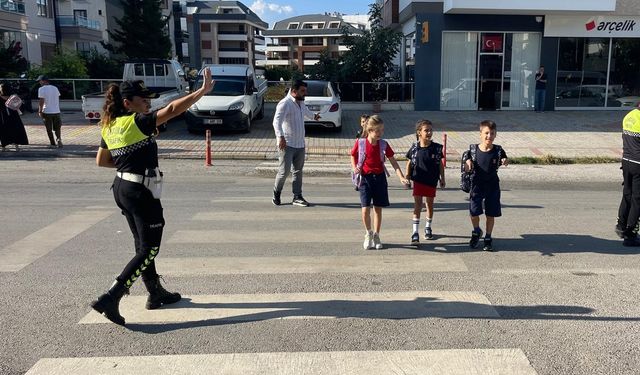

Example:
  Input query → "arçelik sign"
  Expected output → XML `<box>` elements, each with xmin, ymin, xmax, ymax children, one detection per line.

<box><xmin>546</xmin><ymin>15</ymin><xmax>640</xmax><ymax>37</ymax></box>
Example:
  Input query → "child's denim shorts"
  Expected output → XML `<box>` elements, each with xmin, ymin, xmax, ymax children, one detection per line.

<box><xmin>469</xmin><ymin>183</ymin><xmax>502</xmax><ymax>217</ymax></box>
<box><xmin>359</xmin><ymin>173</ymin><xmax>390</xmax><ymax>207</ymax></box>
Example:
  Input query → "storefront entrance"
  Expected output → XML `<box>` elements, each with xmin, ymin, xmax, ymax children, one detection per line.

<box><xmin>441</xmin><ymin>31</ymin><xmax>541</xmax><ymax>110</ymax></box>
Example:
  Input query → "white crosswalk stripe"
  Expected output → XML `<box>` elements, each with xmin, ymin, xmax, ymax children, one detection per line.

<box><xmin>0</xmin><ymin>209</ymin><xmax>114</xmax><ymax>272</ymax></box>
<box><xmin>153</xmin><ymin>255</ymin><xmax>468</xmax><ymax>275</ymax></box>
<box><xmin>25</xmin><ymin>349</ymin><xmax>537</xmax><ymax>374</ymax></box>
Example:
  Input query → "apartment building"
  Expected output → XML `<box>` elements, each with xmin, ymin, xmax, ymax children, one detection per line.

<box><xmin>262</xmin><ymin>14</ymin><xmax>365</xmax><ymax>71</ymax></box>
<box><xmin>0</xmin><ymin>0</ymin><xmax>175</xmax><ymax>68</ymax></box>
<box><xmin>383</xmin><ymin>0</ymin><xmax>640</xmax><ymax>111</ymax></box>
<box><xmin>184</xmin><ymin>0</ymin><xmax>267</xmax><ymax>68</ymax></box>
<box><xmin>1</xmin><ymin>0</ymin><xmax>55</xmax><ymax>64</ymax></box>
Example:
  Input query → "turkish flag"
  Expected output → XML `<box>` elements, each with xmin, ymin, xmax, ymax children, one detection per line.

<box><xmin>585</xmin><ymin>20</ymin><xmax>596</xmax><ymax>31</ymax></box>
<box><xmin>481</xmin><ymin>35</ymin><xmax>503</xmax><ymax>52</ymax></box>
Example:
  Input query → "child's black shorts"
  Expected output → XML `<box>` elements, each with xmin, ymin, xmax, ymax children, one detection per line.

<box><xmin>359</xmin><ymin>173</ymin><xmax>390</xmax><ymax>207</ymax></box>
<box><xmin>469</xmin><ymin>183</ymin><xmax>501</xmax><ymax>217</ymax></box>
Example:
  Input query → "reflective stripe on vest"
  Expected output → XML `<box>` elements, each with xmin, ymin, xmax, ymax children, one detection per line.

<box><xmin>101</xmin><ymin>113</ymin><xmax>148</xmax><ymax>150</ymax></box>
<box><xmin>623</xmin><ymin>109</ymin><xmax>640</xmax><ymax>136</ymax></box>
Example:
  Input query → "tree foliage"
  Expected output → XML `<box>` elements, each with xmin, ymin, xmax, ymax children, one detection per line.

<box><xmin>308</xmin><ymin>3</ymin><xmax>402</xmax><ymax>83</ymax></box>
<box><xmin>102</xmin><ymin>0</ymin><xmax>172</xmax><ymax>59</ymax></box>
<box><xmin>82</xmin><ymin>50</ymin><xmax>124</xmax><ymax>79</ymax></box>
<box><xmin>28</xmin><ymin>49</ymin><xmax>88</xmax><ymax>79</ymax></box>
<box><xmin>0</xmin><ymin>41</ymin><xmax>29</xmax><ymax>78</ymax></box>
<box><xmin>340</xmin><ymin>3</ymin><xmax>402</xmax><ymax>82</ymax></box>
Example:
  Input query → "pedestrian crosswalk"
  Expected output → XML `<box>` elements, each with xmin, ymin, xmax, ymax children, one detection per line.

<box><xmin>22</xmin><ymin>186</ymin><xmax>542</xmax><ymax>374</ymax></box>
<box><xmin>25</xmin><ymin>349</ymin><xmax>538</xmax><ymax>374</ymax></box>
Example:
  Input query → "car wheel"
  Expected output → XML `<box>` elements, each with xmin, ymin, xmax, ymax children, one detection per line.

<box><xmin>256</xmin><ymin>100</ymin><xmax>265</xmax><ymax>120</ymax></box>
<box><xmin>242</xmin><ymin>113</ymin><xmax>251</xmax><ymax>133</ymax></box>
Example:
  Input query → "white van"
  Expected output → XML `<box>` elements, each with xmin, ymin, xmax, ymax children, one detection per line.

<box><xmin>185</xmin><ymin>65</ymin><xmax>267</xmax><ymax>133</ymax></box>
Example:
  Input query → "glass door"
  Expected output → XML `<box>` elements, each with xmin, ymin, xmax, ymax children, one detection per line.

<box><xmin>441</xmin><ymin>32</ymin><xmax>479</xmax><ymax>110</ymax></box>
<box><xmin>478</xmin><ymin>54</ymin><xmax>503</xmax><ymax>110</ymax></box>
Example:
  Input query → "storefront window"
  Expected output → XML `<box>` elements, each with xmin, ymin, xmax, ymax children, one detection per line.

<box><xmin>441</xmin><ymin>32</ymin><xmax>478</xmax><ymax>110</ymax></box>
<box><xmin>556</xmin><ymin>38</ymin><xmax>610</xmax><ymax>108</ymax></box>
<box><xmin>608</xmin><ymin>39</ymin><xmax>640</xmax><ymax>108</ymax></box>
<box><xmin>503</xmin><ymin>33</ymin><xmax>540</xmax><ymax>109</ymax></box>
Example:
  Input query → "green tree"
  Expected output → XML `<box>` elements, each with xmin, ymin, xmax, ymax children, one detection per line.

<box><xmin>340</xmin><ymin>2</ymin><xmax>402</xmax><ymax>82</ymax></box>
<box><xmin>0</xmin><ymin>41</ymin><xmax>29</xmax><ymax>78</ymax></box>
<box><xmin>265</xmin><ymin>66</ymin><xmax>293</xmax><ymax>81</ymax></box>
<box><xmin>82</xmin><ymin>50</ymin><xmax>124</xmax><ymax>79</ymax></box>
<box><xmin>307</xmin><ymin>49</ymin><xmax>341</xmax><ymax>81</ymax></box>
<box><xmin>28</xmin><ymin>49</ymin><xmax>88</xmax><ymax>79</ymax></box>
<box><xmin>102</xmin><ymin>0</ymin><xmax>172</xmax><ymax>59</ymax></box>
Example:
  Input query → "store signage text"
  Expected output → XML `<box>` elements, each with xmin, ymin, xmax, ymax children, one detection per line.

<box><xmin>586</xmin><ymin>19</ymin><xmax>636</xmax><ymax>33</ymax></box>
<box><xmin>545</xmin><ymin>15</ymin><xmax>640</xmax><ymax>38</ymax></box>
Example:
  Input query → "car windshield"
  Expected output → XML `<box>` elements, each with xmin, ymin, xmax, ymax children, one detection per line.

<box><xmin>195</xmin><ymin>78</ymin><xmax>245</xmax><ymax>96</ymax></box>
<box><xmin>306</xmin><ymin>82</ymin><xmax>331</xmax><ymax>97</ymax></box>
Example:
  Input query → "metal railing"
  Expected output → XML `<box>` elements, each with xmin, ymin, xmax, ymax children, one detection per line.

<box><xmin>0</xmin><ymin>78</ymin><xmax>122</xmax><ymax>101</ymax></box>
<box><xmin>265</xmin><ymin>81</ymin><xmax>415</xmax><ymax>103</ymax></box>
<box><xmin>0</xmin><ymin>0</ymin><xmax>24</xmax><ymax>14</ymax></box>
<box><xmin>57</xmin><ymin>16</ymin><xmax>101</xmax><ymax>30</ymax></box>
<box><xmin>0</xmin><ymin>78</ymin><xmax>414</xmax><ymax>103</ymax></box>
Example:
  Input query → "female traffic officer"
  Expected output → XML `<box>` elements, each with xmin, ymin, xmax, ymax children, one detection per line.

<box><xmin>92</xmin><ymin>68</ymin><xmax>214</xmax><ymax>325</ymax></box>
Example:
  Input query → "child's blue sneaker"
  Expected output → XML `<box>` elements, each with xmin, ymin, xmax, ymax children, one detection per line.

<box><xmin>424</xmin><ymin>227</ymin><xmax>433</xmax><ymax>240</ymax></box>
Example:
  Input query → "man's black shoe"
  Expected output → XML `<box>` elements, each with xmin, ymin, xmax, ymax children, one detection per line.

<box><xmin>615</xmin><ymin>224</ymin><xmax>625</xmax><ymax>239</ymax></box>
<box><xmin>292</xmin><ymin>195</ymin><xmax>310</xmax><ymax>207</ymax></box>
<box><xmin>469</xmin><ymin>229</ymin><xmax>483</xmax><ymax>249</ymax></box>
<box><xmin>272</xmin><ymin>190</ymin><xmax>281</xmax><ymax>206</ymax></box>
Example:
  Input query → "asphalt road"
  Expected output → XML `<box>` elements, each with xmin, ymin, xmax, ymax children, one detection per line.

<box><xmin>0</xmin><ymin>159</ymin><xmax>637</xmax><ymax>375</ymax></box>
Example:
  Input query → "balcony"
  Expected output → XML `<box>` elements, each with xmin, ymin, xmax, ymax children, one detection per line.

<box><xmin>219</xmin><ymin>51</ymin><xmax>249</xmax><ymax>58</ymax></box>
<box><xmin>266</xmin><ymin>45</ymin><xmax>289</xmax><ymax>52</ymax></box>
<box><xmin>58</xmin><ymin>16</ymin><xmax>100</xmax><ymax>30</ymax></box>
<box><xmin>265</xmin><ymin>59</ymin><xmax>291</xmax><ymax>66</ymax></box>
<box><xmin>217</xmin><ymin>33</ymin><xmax>248</xmax><ymax>41</ymax></box>
<box><xmin>1</xmin><ymin>0</ymin><xmax>24</xmax><ymax>14</ymax></box>
<box><xmin>58</xmin><ymin>16</ymin><xmax>102</xmax><ymax>42</ymax></box>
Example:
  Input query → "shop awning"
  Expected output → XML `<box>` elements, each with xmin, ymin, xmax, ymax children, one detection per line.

<box><xmin>443</xmin><ymin>0</ymin><xmax>615</xmax><ymax>14</ymax></box>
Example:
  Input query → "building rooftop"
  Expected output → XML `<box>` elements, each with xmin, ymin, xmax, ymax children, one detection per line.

<box><xmin>187</xmin><ymin>1</ymin><xmax>268</xmax><ymax>28</ymax></box>
<box><xmin>264</xmin><ymin>14</ymin><xmax>364</xmax><ymax>36</ymax></box>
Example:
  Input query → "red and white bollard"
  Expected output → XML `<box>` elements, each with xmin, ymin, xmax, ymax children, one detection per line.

<box><xmin>205</xmin><ymin>129</ymin><xmax>212</xmax><ymax>167</ymax></box>
<box><xmin>442</xmin><ymin>133</ymin><xmax>447</xmax><ymax>168</ymax></box>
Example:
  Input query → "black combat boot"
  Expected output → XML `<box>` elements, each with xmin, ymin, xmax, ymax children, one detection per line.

<box><xmin>91</xmin><ymin>279</ymin><xmax>128</xmax><ymax>325</ymax></box>
<box><xmin>622</xmin><ymin>227</ymin><xmax>640</xmax><ymax>247</ymax></box>
<box><xmin>142</xmin><ymin>275</ymin><xmax>181</xmax><ymax>310</ymax></box>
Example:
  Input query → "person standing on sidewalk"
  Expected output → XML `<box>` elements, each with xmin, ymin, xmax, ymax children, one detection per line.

<box><xmin>37</xmin><ymin>75</ymin><xmax>63</xmax><ymax>148</ymax></box>
<box><xmin>616</xmin><ymin>107</ymin><xmax>640</xmax><ymax>247</ymax></box>
<box><xmin>534</xmin><ymin>66</ymin><xmax>547</xmax><ymax>113</ymax></box>
<box><xmin>91</xmin><ymin>69</ymin><xmax>215</xmax><ymax>325</ymax></box>
<box><xmin>272</xmin><ymin>80</ymin><xmax>320</xmax><ymax>207</ymax></box>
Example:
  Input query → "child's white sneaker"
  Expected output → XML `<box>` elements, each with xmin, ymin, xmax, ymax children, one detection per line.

<box><xmin>373</xmin><ymin>233</ymin><xmax>383</xmax><ymax>249</ymax></box>
<box><xmin>363</xmin><ymin>231</ymin><xmax>374</xmax><ymax>250</ymax></box>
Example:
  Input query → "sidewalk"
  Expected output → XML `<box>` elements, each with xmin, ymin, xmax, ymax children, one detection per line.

<box><xmin>0</xmin><ymin>104</ymin><xmax>626</xmax><ymax>162</ymax></box>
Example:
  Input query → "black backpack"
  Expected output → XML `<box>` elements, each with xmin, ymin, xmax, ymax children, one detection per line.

<box><xmin>460</xmin><ymin>144</ymin><xmax>502</xmax><ymax>193</ymax></box>
<box><xmin>460</xmin><ymin>144</ymin><xmax>477</xmax><ymax>193</ymax></box>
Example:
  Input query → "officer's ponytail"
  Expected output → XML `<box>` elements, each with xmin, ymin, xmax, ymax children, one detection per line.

<box><xmin>101</xmin><ymin>83</ymin><xmax>127</xmax><ymax>128</ymax></box>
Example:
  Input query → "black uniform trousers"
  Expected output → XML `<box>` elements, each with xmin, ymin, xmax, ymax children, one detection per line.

<box><xmin>618</xmin><ymin>159</ymin><xmax>640</xmax><ymax>231</ymax></box>
<box><xmin>112</xmin><ymin>177</ymin><xmax>164</xmax><ymax>288</ymax></box>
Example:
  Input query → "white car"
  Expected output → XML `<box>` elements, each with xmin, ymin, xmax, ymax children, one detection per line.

<box><xmin>290</xmin><ymin>80</ymin><xmax>342</xmax><ymax>132</ymax></box>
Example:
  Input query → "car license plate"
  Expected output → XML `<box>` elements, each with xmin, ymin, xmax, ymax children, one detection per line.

<box><xmin>204</xmin><ymin>118</ymin><xmax>223</xmax><ymax>124</ymax></box>
<box><xmin>307</xmin><ymin>105</ymin><xmax>320</xmax><ymax>111</ymax></box>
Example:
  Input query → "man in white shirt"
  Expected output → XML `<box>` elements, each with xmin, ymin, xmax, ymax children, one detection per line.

<box><xmin>37</xmin><ymin>75</ymin><xmax>63</xmax><ymax>148</ymax></box>
<box><xmin>272</xmin><ymin>80</ymin><xmax>320</xmax><ymax>207</ymax></box>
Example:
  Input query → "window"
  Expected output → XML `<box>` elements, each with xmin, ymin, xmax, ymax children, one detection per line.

<box><xmin>76</xmin><ymin>41</ymin><xmax>92</xmax><ymax>56</ymax></box>
<box><xmin>302</xmin><ymin>22</ymin><xmax>325</xmax><ymax>29</ymax></box>
<box><xmin>200</xmin><ymin>23</ymin><xmax>211</xmax><ymax>32</ymax></box>
<box><xmin>287</xmin><ymin>23</ymin><xmax>299</xmax><ymax>30</ymax></box>
<box><xmin>74</xmin><ymin>9</ymin><xmax>87</xmax><ymax>23</ymax></box>
<box><xmin>201</xmin><ymin>40</ymin><xmax>212</xmax><ymax>49</ymax></box>
<box><xmin>329</xmin><ymin>22</ymin><xmax>340</xmax><ymax>29</ymax></box>
<box><xmin>36</xmin><ymin>0</ymin><xmax>48</xmax><ymax>17</ymax></box>
<box><xmin>1</xmin><ymin>0</ymin><xmax>26</xmax><ymax>14</ymax></box>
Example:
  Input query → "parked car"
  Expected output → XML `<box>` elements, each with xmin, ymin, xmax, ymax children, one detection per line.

<box><xmin>289</xmin><ymin>80</ymin><xmax>342</xmax><ymax>132</ymax></box>
<box><xmin>614</xmin><ymin>96</ymin><xmax>640</xmax><ymax>107</ymax></box>
<box><xmin>555</xmin><ymin>85</ymin><xmax>624</xmax><ymax>107</ymax></box>
<box><xmin>185</xmin><ymin>64</ymin><xmax>267</xmax><ymax>133</ymax></box>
